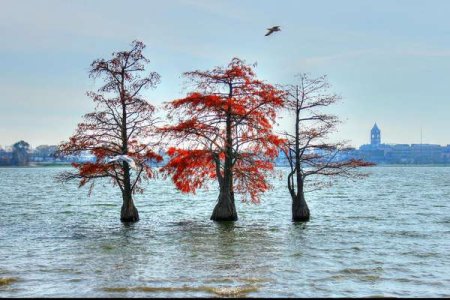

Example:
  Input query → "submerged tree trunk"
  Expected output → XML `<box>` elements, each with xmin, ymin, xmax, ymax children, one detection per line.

<box><xmin>289</xmin><ymin>166</ymin><xmax>310</xmax><ymax>222</ymax></box>
<box><xmin>210</xmin><ymin>186</ymin><xmax>237</xmax><ymax>221</ymax></box>
<box><xmin>120</xmin><ymin>192</ymin><xmax>139</xmax><ymax>222</ymax></box>
<box><xmin>291</xmin><ymin>190</ymin><xmax>310</xmax><ymax>222</ymax></box>
<box><xmin>211</xmin><ymin>96</ymin><xmax>237</xmax><ymax>222</ymax></box>
<box><xmin>120</xmin><ymin>163</ymin><xmax>139</xmax><ymax>223</ymax></box>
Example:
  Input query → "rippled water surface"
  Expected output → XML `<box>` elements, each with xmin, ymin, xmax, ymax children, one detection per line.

<box><xmin>0</xmin><ymin>166</ymin><xmax>449</xmax><ymax>297</ymax></box>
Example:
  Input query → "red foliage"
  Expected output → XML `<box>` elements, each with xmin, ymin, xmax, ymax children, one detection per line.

<box><xmin>163</xmin><ymin>148</ymin><xmax>216</xmax><ymax>193</ymax></box>
<box><xmin>161</xmin><ymin>58</ymin><xmax>285</xmax><ymax>203</ymax></box>
<box><xmin>58</xmin><ymin>40</ymin><xmax>163</xmax><ymax>196</ymax></box>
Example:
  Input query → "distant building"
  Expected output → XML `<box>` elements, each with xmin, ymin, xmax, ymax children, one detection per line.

<box><xmin>356</xmin><ymin>123</ymin><xmax>450</xmax><ymax>164</ymax></box>
<box><xmin>371</xmin><ymin>123</ymin><xmax>381</xmax><ymax>146</ymax></box>
<box><xmin>272</xmin><ymin>123</ymin><xmax>450</xmax><ymax>166</ymax></box>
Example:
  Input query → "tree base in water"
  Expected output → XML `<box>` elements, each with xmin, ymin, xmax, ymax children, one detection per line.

<box><xmin>210</xmin><ymin>197</ymin><xmax>238</xmax><ymax>221</ymax></box>
<box><xmin>292</xmin><ymin>214</ymin><xmax>310</xmax><ymax>222</ymax></box>
<box><xmin>120</xmin><ymin>216</ymin><xmax>140</xmax><ymax>223</ymax></box>
<box><xmin>210</xmin><ymin>215</ymin><xmax>238</xmax><ymax>222</ymax></box>
<box><xmin>120</xmin><ymin>204</ymin><xmax>139</xmax><ymax>223</ymax></box>
<box><xmin>292</xmin><ymin>196</ymin><xmax>310</xmax><ymax>222</ymax></box>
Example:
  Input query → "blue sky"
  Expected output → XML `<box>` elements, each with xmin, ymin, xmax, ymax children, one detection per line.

<box><xmin>1</xmin><ymin>0</ymin><xmax>450</xmax><ymax>148</ymax></box>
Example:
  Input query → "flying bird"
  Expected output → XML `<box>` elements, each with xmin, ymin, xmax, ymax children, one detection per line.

<box><xmin>107</xmin><ymin>154</ymin><xmax>137</xmax><ymax>170</ymax></box>
<box><xmin>265</xmin><ymin>26</ymin><xmax>281</xmax><ymax>36</ymax></box>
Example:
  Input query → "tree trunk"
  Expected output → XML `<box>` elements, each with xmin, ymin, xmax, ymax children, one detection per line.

<box><xmin>292</xmin><ymin>190</ymin><xmax>310</xmax><ymax>222</ymax></box>
<box><xmin>210</xmin><ymin>187</ymin><xmax>237</xmax><ymax>221</ymax></box>
<box><xmin>211</xmin><ymin>92</ymin><xmax>238</xmax><ymax>222</ymax></box>
<box><xmin>120</xmin><ymin>192</ymin><xmax>139</xmax><ymax>222</ymax></box>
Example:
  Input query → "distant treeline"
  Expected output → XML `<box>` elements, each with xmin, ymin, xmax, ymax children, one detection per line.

<box><xmin>0</xmin><ymin>142</ymin><xmax>62</xmax><ymax>166</ymax></box>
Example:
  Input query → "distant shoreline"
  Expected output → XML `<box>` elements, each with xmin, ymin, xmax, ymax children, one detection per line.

<box><xmin>0</xmin><ymin>162</ymin><xmax>72</xmax><ymax>168</ymax></box>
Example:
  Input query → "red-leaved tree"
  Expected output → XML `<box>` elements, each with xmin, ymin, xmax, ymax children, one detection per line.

<box><xmin>57</xmin><ymin>40</ymin><xmax>163</xmax><ymax>222</ymax></box>
<box><xmin>160</xmin><ymin>58</ymin><xmax>285</xmax><ymax>221</ymax></box>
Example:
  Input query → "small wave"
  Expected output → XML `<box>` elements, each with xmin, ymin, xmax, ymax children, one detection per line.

<box><xmin>330</xmin><ymin>273</ymin><xmax>381</xmax><ymax>282</ymax></box>
<box><xmin>71</xmin><ymin>233</ymin><xmax>87</xmax><ymax>240</ymax></box>
<box><xmin>103</xmin><ymin>286</ymin><xmax>193</xmax><ymax>293</ymax></box>
<box><xmin>366</xmin><ymin>294</ymin><xmax>396</xmax><ymax>298</ymax></box>
<box><xmin>241</xmin><ymin>277</ymin><xmax>271</xmax><ymax>284</ymax></box>
<box><xmin>385</xmin><ymin>230</ymin><xmax>427</xmax><ymax>238</ymax></box>
<box><xmin>401</xmin><ymin>251</ymin><xmax>437</xmax><ymax>258</ymax></box>
<box><xmin>204</xmin><ymin>276</ymin><xmax>271</xmax><ymax>284</ymax></box>
<box><xmin>102</xmin><ymin>284</ymin><xmax>259</xmax><ymax>296</ymax></box>
<box><xmin>329</xmin><ymin>267</ymin><xmax>383</xmax><ymax>282</ymax></box>
<box><xmin>212</xmin><ymin>286</ymin><xmax>258</xmax><ymax>296</ymax></box>
<box><xmin>204</xmin><ymin>277</ymin><xmax>234</xmax><ymax>283</ymax></box>
<box><xmin>341</xmin><ymin>267</ymin><xmax>383</xmax><ymax>275</ymax></box>
<box><xmin>93</xmin><ymin>204</ymin><xmax>117</xmax><ymax>207</ymax></box>
<box><xmin>391</xmin><ymin>277</ymin><xmax>437</xmax><ymax>285</ymax></box>
<box><xmin>0</xmin><ymin>277</ymin><xmax>18</xmax><ymax>286</ymax></box>
<box><xmin>359</xmin><ymin>274</ymin><xmax>381</xmax><ymax>282</ymax></box>
<box><xmin>101</xmin><ymin>244</ymin><xmax>115</xmax><ymax>250</ymax></box>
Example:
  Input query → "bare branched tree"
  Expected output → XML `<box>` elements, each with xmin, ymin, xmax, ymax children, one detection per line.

<box><xmin>281</xmin><ymin>73</ymin><xmax>374</xmax><ymax>222</ymax></box>
<box><xmin>57</xmin><ymin>40</ymin><xmax>163</xmax><ymax>222</ymax></box>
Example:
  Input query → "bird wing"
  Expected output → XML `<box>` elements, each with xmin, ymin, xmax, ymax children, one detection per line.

<box><xmin>265</xmin><ymin>29</ymin><xmax>274</xmax><ymax>36</ymax></box>
<box><xmin>122</xmin><ymin>155</ymin><xmax>138</xmax><ymax>169</ymax></box>
<box><xmin>128</xmin><ymin>160</ymin><xmax>137</xmax><ymax>170</ymax></box>
<box><xmin>107</xmin><ymin>157</ymin><xmax>119</xmax><ymax>163</ymax></box>
<box><xmin>107</xmin><ymin>154</ymin><xmax>137</xmax><ymax>169</ymax></box>
<box><xmin>107</xmin><ymin>155</ymin><xmax>125</xmax><ymax>163</ymax></box>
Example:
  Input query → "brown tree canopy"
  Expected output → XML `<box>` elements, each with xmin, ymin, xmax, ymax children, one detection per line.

<box><xmin>57</xmin><ymin>40</ymin><xmax>163</xmax><ymax>208</ymax></box>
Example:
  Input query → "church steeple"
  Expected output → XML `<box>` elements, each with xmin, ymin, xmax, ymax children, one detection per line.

<box><xmin>371</xmin><ymin>123</ymin><xmax>381</xmax><ymax>146</ymax></box>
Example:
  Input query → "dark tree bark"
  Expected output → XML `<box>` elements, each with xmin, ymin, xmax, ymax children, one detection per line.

<box><xmin>211</xmin><ymin>102</ymin><xmax>238</xmax><ymax>221</ymax></box>
<box><xmin>120</xmin><ymin>163</ymin><xmax>139</xmax><ymax>222</ymax></box>
<box><xmin>287</xmin><ymin>158</ymin><xmax>310</xmax><ymax>222</ymax></box>
<box><xmin>211</xmin><ymin>187</ymin><xmax>237</xmax><ymax>221</ymax></box>
<box><xmin>121</xmin><ymin>192</ymin><xmax>139</xmax><ymax>222</ymax></box>
<box><xmin>291</xmin><ymin>182</ymin><xmax>310</xmax><ymax>222</ymax></box>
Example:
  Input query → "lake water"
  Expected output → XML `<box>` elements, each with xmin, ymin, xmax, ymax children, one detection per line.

<box><xmin>0</xmin><ymin>166</ymin><xmax>449</xmax><ymax>297</ymax></box>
